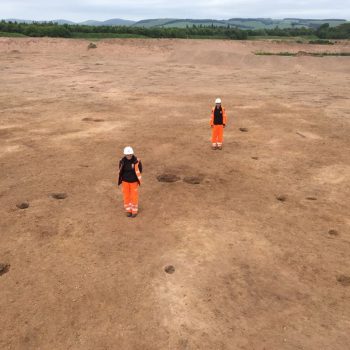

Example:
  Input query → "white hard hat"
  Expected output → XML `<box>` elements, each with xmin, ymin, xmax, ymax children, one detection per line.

<box><xmin>215</xmin><ymin>98</ymin><xmax>222</xmax><ymax>104</ymax></box>
<box><xmin>123</xmin><ymin>146</ymin><xmax>134</xmax><ymax>155</ymax></box>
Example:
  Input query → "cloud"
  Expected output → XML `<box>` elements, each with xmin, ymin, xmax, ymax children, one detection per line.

<box><xmin>0</xmin><ymin>0</ymin><xmax>348</xmax><ymax>22</ymax></box>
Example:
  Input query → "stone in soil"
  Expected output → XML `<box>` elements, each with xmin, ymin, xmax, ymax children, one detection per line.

<box><xmin>276</xmin><ymin>195</ymin><xmax>287</xmax><ymax>202</ymax></box>
<box><xmin>337</xmin><ymin>275</ymin><xmax>350</xmax><ymax>286</ymax></box>
<box><xmin>16</xmin><ymin>202</ymin><xmax>29</xmax><ymax>209</ymax></box>
<box><xmin>51</xmin><ymin>193</ymin><xmax>67</xmax><ymax>200</ymax></box>
<box><xmin>328</xmin><ymin>229</ymin><xmax>339</xmax><ymax>236</ymax></box>
<box><xmin>0</xmin><ymin>263</ymin><xmax>10</xmax><ymax>276</ymax></box>
<box><xmin>165</xmin><ymin>265</ymin><xmax>175</xmax><ymax>274</ymax></box>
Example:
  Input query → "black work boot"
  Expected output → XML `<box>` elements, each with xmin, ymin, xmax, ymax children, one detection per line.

<box><xmin>126</xmin><ymin>212</ymin><xmax>132</xmax><ymax>217</ymax></box>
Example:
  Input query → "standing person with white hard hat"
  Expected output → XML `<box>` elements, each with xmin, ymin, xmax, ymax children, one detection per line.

<box><xmin>210</xmin><ymin>98</ymin><xmax>228</xmax><ymax>150</ymax></box>
<box><xmin>118</xmin><ymin>146</ymin><xmax>142</xmax><ymax>218</ymax></box>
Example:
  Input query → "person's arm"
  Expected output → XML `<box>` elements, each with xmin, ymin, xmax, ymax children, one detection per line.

<box><xmin>118</xmin><ymin>159</ymin><xmax>123</xmax><ymax>186</ymax></box>
<box><xmin>223</xmin><ymin>107</ymin><xmax>227</xmax><ymax>127</ymax></box>
<box><xmin>138</xmin><ymin>160</ymin><xmax>143</xmax><ymax>173</ymax></box>
<box><xmin>210</xmin><ymin>108</ymin><xmax>214</xmax><ymax>127</ymax></box>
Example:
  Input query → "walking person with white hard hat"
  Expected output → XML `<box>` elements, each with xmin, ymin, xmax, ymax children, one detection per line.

<box><xmin>118</xmin><ymin>146</ymin><xmax>142</xmax><ymax>218</ymax></box>
<box><xmin>210</xmin><ymin>98</ymin><xmax>227</xmax><ymax>150</ymax></box>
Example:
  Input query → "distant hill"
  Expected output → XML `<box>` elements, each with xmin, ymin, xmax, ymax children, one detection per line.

<box><xmin>2</xmin><ymin>17</ymin><xmax>348</xmax><ymax>29</ymax></box>
<box><xmin>67</xmin><ymin>18</ymin><xmax>136</xmax><ymax>26</ymax></box>
<box><xmin>133</xmin><ymin>18</ymin><xmax>229</xmax><ymax>28</ymax></box>
<box><xmin>4</xmin><ymin>18</ymin><xmax>75</xmax><ymax>25</ymax></box>
<box><xmin>132</xmin><ymin>18</ymin><xmax>348</xmax><ymax>29</ymax></box>
<box><xmin>102</xmin><ymin>18</ymin><xmax>136</xmax><ymax>26</ymax></box>
<box><xmin>4</xmin><ymin>18</ymin><xmax>34</xmax><ymax>24</ymax></box>
<box><xmin>79</xmin><ymin>20</ymin><xmax>102</xmax><ymax>26</ymax></box>
<box><xmin>53</xmin><ymin>19</ymin><xmax>76</xmax><ymax>25</ymax></box>
<box><xmin>3</xmin><ymin>18</ymin><xmax>136</xmax><ymax>26</ymax></box>
<box><xmin>132</xmin><ymin>18</ymin><xmax>178</xmax><ymax>28</ymax></box>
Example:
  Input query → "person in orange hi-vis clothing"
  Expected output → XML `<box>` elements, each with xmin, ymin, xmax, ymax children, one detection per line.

<box><xmin>210</xmin><ymin>97</ymin><xmax>227</xmax><ymax>150</ymax></box>
<box><xmin>118</xmin><ymin>146</ymin><xmax>142</xmax><ymax>218</ymax></box>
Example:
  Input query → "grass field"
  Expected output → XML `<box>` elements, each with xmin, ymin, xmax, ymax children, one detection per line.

<box><xmin>255</xmin><ymin>50</ymin><xmax>350</xmax><ymax>57</ymax></box>
<box><xmin>0</xmin><ymin>32</ymin><xmax>335</xmax><ymax>42</ymax></box>
<box><xmin>71</xmin><ymin>32</ymin><xmax>148</xmax><ymax>39</ymax></box>
<box><xmin>0</xmin><ymin>31</ymin><xmax>27</xmax><ymax>37</ymax></box>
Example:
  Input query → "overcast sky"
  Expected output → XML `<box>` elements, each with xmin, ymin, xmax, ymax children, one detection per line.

<box><xmin>1</xmin><ymin>0</ymin><xmax>349</xmax><ymax>21</ymax></box>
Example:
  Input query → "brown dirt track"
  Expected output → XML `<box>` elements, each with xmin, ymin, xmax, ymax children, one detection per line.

<box><xmin>0</xmin><ymin>37</ymin><xmax>350</xmax><ymax>350</ymax></box>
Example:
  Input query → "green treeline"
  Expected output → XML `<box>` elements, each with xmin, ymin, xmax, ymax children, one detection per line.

<box><xmin>0</xmin><ymin>21</ymin><xmax>349</xmax><ymax>39</ymax></box>
<box><xmin>0</xmin><ymin>21</ymin><xmax>247</xmax><ymax>39</ymax></box>
<box><xmin>246</xmin><ymin>23</ymin><xmax>350</xmax><ymax>38</ymax></box>
<box><xmin>315</xmin><ymin>23</ymin><xmax>350</xmax><ymax>39</ymax></box>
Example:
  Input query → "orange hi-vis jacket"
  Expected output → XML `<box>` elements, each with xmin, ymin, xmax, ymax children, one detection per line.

<box><xmin>210</xmin><ymin>106</ymin><xmax>227</xmax><ymax>126</ymax></box>
<box><xmin>134</xmin><ymin>161</ymin><xmax>142</xmax><ymax>184</ymax></box>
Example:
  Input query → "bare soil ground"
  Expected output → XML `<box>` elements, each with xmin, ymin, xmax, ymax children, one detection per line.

<box><xmin>0</xmin><ymin>38</ymin><xmax>350</xmax><ymax>350</ymax></box>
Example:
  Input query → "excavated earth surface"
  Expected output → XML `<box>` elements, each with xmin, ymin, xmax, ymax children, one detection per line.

<box><xmin>0</xmin><ymin>37</ymin><xmax>350</xmax><ymax>349</ymax></box>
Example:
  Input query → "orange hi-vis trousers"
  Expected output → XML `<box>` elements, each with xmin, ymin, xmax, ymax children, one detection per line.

<box><xmin>212</xmin><ymin>125</ymin><xmax>224</xmax><ymax>146</ymax></box>
<box><xmin>122</xmin><ymin>181</ymin><xmax>139</xmax><ymax>214</ymax></box>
